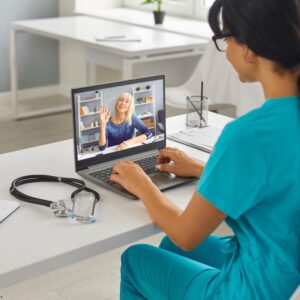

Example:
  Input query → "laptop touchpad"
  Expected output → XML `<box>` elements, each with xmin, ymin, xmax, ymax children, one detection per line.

<box><xmin>150</xmin><ymin>172</ymin><xmax>184</xmax><ymax>186</ymax></box>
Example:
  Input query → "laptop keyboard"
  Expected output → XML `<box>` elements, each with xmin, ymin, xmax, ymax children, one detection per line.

<box><xmin>89</xmin><ymin>155</ymin><xmax>158</xmax><ymax>185</ymax></box>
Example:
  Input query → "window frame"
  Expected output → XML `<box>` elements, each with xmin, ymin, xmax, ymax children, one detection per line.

<box><xmin>195</xmin><ymin>0</ymin><xmax>214</xmax><ymax>20</ymax></box>
<box><xmin>75</xmin><ymin>0</ymin><xmax>214</xmax><ymax>21</ymax></box>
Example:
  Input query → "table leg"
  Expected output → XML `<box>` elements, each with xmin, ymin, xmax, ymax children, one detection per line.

<box><xmin>87</xmin><ymin>63</ymin><xmax>98</xmax><ymax>86</ymax></box>
<box><xmin>122</xmin><ymin>59</ymin><xmax>133</xmax><ymax>80</ymax></box>
<box><xmin>10</xmin><ymin>29</ymin><xmax>19</xmax><ymax>119</ymax></box>
<box><xmin>9</xmin><ymin>32</ymin><xmax>71</xmax><ymax>119</ymax></box>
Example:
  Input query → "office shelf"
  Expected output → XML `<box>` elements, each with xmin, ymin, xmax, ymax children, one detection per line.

<box><xmin>77</xmin><ymin>91</ymin><xmax>102</xmax><ymax>153</ymax></box>
<box><xmin>80</xmin><ymin>111</ymin><xmax>99</xmax><ymax>117</ymax></box>
<box><xmin>133</xmin><ymin>82</ymin><xmax>156</xmax><ymax>137</ymax></box>
<box><xmin>80</xmin><ymin>125</ymin><xmax>100</xmax><ymax>131</ymax></box>
<box><xmin>135</xmin><ymin>102</ymin><xmax>153</xmax><ymax>107</ymax></box>
<box><xmin>80</xmin><ymin>97</ymin><xmax>102</xmax><ymax>103</ymax></box>
<box><xmin>138</xmin><ymin>113</ymin><xmax>154</xmax><ymax>119</ymax></box>
<box><xmin>134</xmin><ymin>88</ymin><xmax>152</xmax><ymax>94</ymax></box>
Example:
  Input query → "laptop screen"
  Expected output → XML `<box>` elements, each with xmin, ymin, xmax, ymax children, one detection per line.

<box><xmin>71</xmin><ymin>75</ymin><xmax>166</xmax><ymax>171</ymax></box>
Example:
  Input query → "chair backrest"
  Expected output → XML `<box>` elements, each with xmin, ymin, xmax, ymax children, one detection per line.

<box><xmin>181</xmin><ymin>41</ymin><xmax>265</xmax><ymax>116</ymax></box>
<box><xmin>157</xmin><ymin>109</ymin><xmax>165</xmax><ymax>133</ymax></box>
<box><xmin>157</xmin><ymin>110</ymin><xmax>164</xmax><ymax>122</ymax></box>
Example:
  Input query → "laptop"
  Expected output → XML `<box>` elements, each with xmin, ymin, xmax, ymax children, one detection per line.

<box><xmin>71</xmin><ymin>75</ymin><xmax>197</xmax><ymax>198</ymax></box>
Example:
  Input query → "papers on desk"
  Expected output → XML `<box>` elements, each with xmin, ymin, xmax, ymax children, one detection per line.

<box><xmin>0</xmin><ymin>200</ymin><xmax>20</xmax><ymax>223</ymax></box>
<box><xmin>95</xmin><ymin>35</ymin><xmax>141</xmax><ymax>42</ymax></box>
<box><xmin>167</xmin><ymin>126</ymin><xmax>222</xmax><ymax>153</ymax></box>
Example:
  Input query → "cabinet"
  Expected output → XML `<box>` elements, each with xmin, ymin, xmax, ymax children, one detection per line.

<box><xmin>77</xmin><ymin>90</ymin><xmax>102</xmax><ymax>154</ymax></box>
<box><xmin>132</xmin><ymin>82</ymin><xmax>156</xmax><ymax>136</ymax></box>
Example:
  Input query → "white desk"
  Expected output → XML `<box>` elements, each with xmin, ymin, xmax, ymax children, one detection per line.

<box><xmin>76</xmin><ymin>8</ymin><xmax>213</xmax><ymax>40</ymax></box>
<box><xmin>10</xmin><ymin>16</ymin><xmax>208</xmax><ymax>119</ymax></box>
<box><xmin>78</xmin><ymin>134</ymin><xmax>165</xmax><ymax>160</ymax></box>
<box><xmin>0</xmin><ymin>112</ymin><xmax>232</xmax><ymax>288</ymax></box>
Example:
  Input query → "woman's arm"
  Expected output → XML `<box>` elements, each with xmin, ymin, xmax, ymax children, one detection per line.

<box><xmin>129</xmin><ymin>134</ymin><xmax>147</xmax><ymax>144</ymax></box>
<box><xmin>133</xmin><ymin>115</ymin><xmax>153</xmax><ymax>139</ymax></box>
<box><xmin>99</xmin><ymin>123</ymin><xmax>107</xmax><ymax>147</ymax></box>
<box><xmin>117</xmin><ymin>134</ymin><xmax>147</xmax><ymax>150</ymax></box>
<box><xmin>116</xmin><ymin>115</ymin><xmax>152</xmax><ymax>150</ymax></box>
<box><xmin>98</xmin><ymin>105</ymin><xmax>110</xmax><ymax>149</ymax></box>
<box><xmin>156</xmin><ymin>147</ymin><xmax>204</xmax><ymax>178</ymax></box>
<box><xmin>143</xmin><ymin>187</ymin><xmax>226</xmax><ymax>251</ymax></box>
<box><xmin>110</xmin><ymin>161</ymin><xmax>226</xmax><ymax>251</ymax></box>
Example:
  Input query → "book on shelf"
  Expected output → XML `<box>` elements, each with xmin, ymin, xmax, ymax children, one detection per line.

<box><xmin>144</xmin><ymin>96</ymin><xmax>153</xmax><ymax>103</ymax></box>
<box><xmin>80</xmin><ymin>107</ymin><xmax>84</xmax><ymax>116</ymax></box>
<box><xmin>143</xmin><ymin>120</ymin><xmax>155</xmax><ymax>128</ymax></box>
<box><xmin>80</xmin><ymin>106</ymin><xmax>89</xmax><ymax>115</ymax></box>
<box><xmin>142</xmin><ymin>117</ymin><xmax>153</xmax><ymax>125</ymax></box>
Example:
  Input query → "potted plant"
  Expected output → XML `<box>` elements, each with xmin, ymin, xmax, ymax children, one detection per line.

<box><xmin>142</xmin><ymin>0</ymin><xmax>167</xmax><ymax>25</ymax></box>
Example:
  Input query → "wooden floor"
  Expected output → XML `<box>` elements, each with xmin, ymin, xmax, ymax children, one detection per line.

<box><xmin>0</xmin><ymin>103</ymin><xmax>233</xmax><ymax>300</ymax></box>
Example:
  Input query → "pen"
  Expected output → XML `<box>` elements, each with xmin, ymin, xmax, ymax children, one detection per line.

<box><xmin>104</xmin><ymin>35</ymin><xmax>126</xmax><ymax>39</ymax></box>
<box><xmin>95</xmin><ymin>37</ymin><xmax>141</xmax><ymax>42</ymax></box>
<box><xmin>186</xmin><ymin>97</ymin><xmax>206</xmax><ymax>123</ymax></box>
<box><xmin>200</xmin><ymin>81</ymin><xmax>204</xmax><ymax>124</ymax></box>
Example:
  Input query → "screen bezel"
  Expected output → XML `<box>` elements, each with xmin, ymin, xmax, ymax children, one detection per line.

<box><xmin>71</xmin><ymin>75</ymin><xmax>166</xmax><ymax>172</ymax></box>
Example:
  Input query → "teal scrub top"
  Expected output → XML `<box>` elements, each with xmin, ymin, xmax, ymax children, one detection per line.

<box><xmin>198</xmin><ymin>96</ymin><xmax>300</xmax><ymax>299</ymax></box>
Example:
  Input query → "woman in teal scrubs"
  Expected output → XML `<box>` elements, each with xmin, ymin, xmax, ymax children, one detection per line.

<box><xmin>111</xmin><ymin>0</ymin><xmax>300</xmax><ymax>298</ymax></box>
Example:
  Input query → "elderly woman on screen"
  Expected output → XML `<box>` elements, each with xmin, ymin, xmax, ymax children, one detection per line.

<box><xmin>98</xmin><ymin>92</ymin><xmax>152</xmax><ymax>151</ymax></box>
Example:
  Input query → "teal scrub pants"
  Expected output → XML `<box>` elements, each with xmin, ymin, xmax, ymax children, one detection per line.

<box><xmin>120</xmin><ymin>235</ymin><xmax>228</xmax><ymax>299</ymax></box>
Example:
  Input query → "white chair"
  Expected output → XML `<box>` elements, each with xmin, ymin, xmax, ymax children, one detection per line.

<box><xmin>166</xmin><ymin>41</ymin><xmax>265</xmax><ymax>117</ymax></box>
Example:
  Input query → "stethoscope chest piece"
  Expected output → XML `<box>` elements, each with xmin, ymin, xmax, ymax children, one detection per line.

<box><xmin>50</xmin><ymin>200</ymin><xmax>70</xmax><ymax>218</ymax></box>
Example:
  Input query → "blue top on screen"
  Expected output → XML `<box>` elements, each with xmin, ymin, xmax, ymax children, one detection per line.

<box><xmin>99</xmin><ymin>114</ymin><xmax>152</xmax><ymax>150</ymax></box>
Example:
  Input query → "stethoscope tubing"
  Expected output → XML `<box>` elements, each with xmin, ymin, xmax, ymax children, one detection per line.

<box><xmin>10</xmin><ymin>174</ymin><xmax>100</xmax><ymax>207</ymax></box>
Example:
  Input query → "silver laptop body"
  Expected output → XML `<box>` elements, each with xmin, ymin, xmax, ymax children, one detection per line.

<box><xmin>71</xmin><ymin>75</ymin><xmax>196</xmax><ymax>199</ymax></box>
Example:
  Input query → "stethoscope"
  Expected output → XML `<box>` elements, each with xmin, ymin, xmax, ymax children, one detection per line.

<box><xmin>10</xmin><ymin>175</ymin><xmax>100</xmax><ymax>223</ymax></box>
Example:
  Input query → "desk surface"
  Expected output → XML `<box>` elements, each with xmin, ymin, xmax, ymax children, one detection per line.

<box><xmin>0</xmin><ymin>113</ymin><xmax>232</xmax><ymax>288</ymax></box>
<box><xmin>76</xmin><ymin>8</ymin><xmax>213</xmax><ymax>40</ymax></box>
<box><xmin>13</xmin><ymin>16</ymin><xmax>208</xmax><ymax>58</ymax></box>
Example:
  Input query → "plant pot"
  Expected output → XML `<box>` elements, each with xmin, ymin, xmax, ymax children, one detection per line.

<box><xmin>153</xmin><ymin>11</ymin><xmax>165</xmax><ymax>25</ymax></box>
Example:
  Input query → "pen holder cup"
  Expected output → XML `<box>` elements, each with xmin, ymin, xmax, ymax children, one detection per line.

<box><xmin>186</xmin><ymin>96</ymin><xmax>210</xmax><ymax>128</ymax></box>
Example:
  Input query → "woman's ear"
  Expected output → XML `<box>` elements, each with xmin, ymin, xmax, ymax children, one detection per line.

<box><xmin>243</xmin><ymin>47</ymin><xmax>257</xmax><ymax>64</ymax></box>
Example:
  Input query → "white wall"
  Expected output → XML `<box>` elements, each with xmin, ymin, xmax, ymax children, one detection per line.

<box><xmin>59</xmin><ymin>0</ymin><xmax>87</xmax><ymax>96</ymax></box>
<box><xmin>0</xmin><ymin>0</ymin><xmax>59</xmax><ymax>93</ymax></box>
<box><xmin>59</xmin><ymin>0</ymin><xmax>75</xmax><ymax>16</ymax></box>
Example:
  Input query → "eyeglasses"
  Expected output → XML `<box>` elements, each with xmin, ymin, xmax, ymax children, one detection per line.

<box><xmin>212</xmin><ymin>33</ymin><xmax>232</xmax><ymax>52</ymax></box>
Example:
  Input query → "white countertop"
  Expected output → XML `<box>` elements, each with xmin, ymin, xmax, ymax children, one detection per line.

<box><xmin>13</xmin><ymin>15</ymin><xmax>208</xmax><ymax>58</ymax></box>
<box><xmin>76</xmin><ymin>7</ymin><xmax>213</xmax><ymax>40</ymax></box>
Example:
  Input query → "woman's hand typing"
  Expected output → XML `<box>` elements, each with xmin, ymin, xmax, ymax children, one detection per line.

<box><xmin>110</xmin><ymin>161</ymin><xmax>156</xmax><ymax>197</ymax></box>
<box><xmin>156</xmin><ymin>147</ymin><xmax>204</xmax><ymax>178</ymax></box>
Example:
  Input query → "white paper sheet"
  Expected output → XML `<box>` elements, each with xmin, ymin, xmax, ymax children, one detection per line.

<box><xmin>168</xmin><ymin>126</ymin><xmax>222</xmax><ymax>153</ymax></box>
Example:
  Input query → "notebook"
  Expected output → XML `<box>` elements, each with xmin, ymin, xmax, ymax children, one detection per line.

<box><xmin>168</xmin><ymin>126</ymin><xmax>222</xmax><ymax>153</ymax></box>
<box><xmin>0</xmin><ymin>200</ymin><xmax>20</xmax><ymax>223</ymax></box>
<box><xmin>71</xmin><ymin>75</ymin><xmax>197</xmax><ymax>199</ymax></box>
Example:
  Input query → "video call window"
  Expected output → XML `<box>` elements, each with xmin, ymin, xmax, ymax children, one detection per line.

<box><xmin>74</xmin><ymin>79</ymin><xmax>165</xmax><ymax>161</ymax></box>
